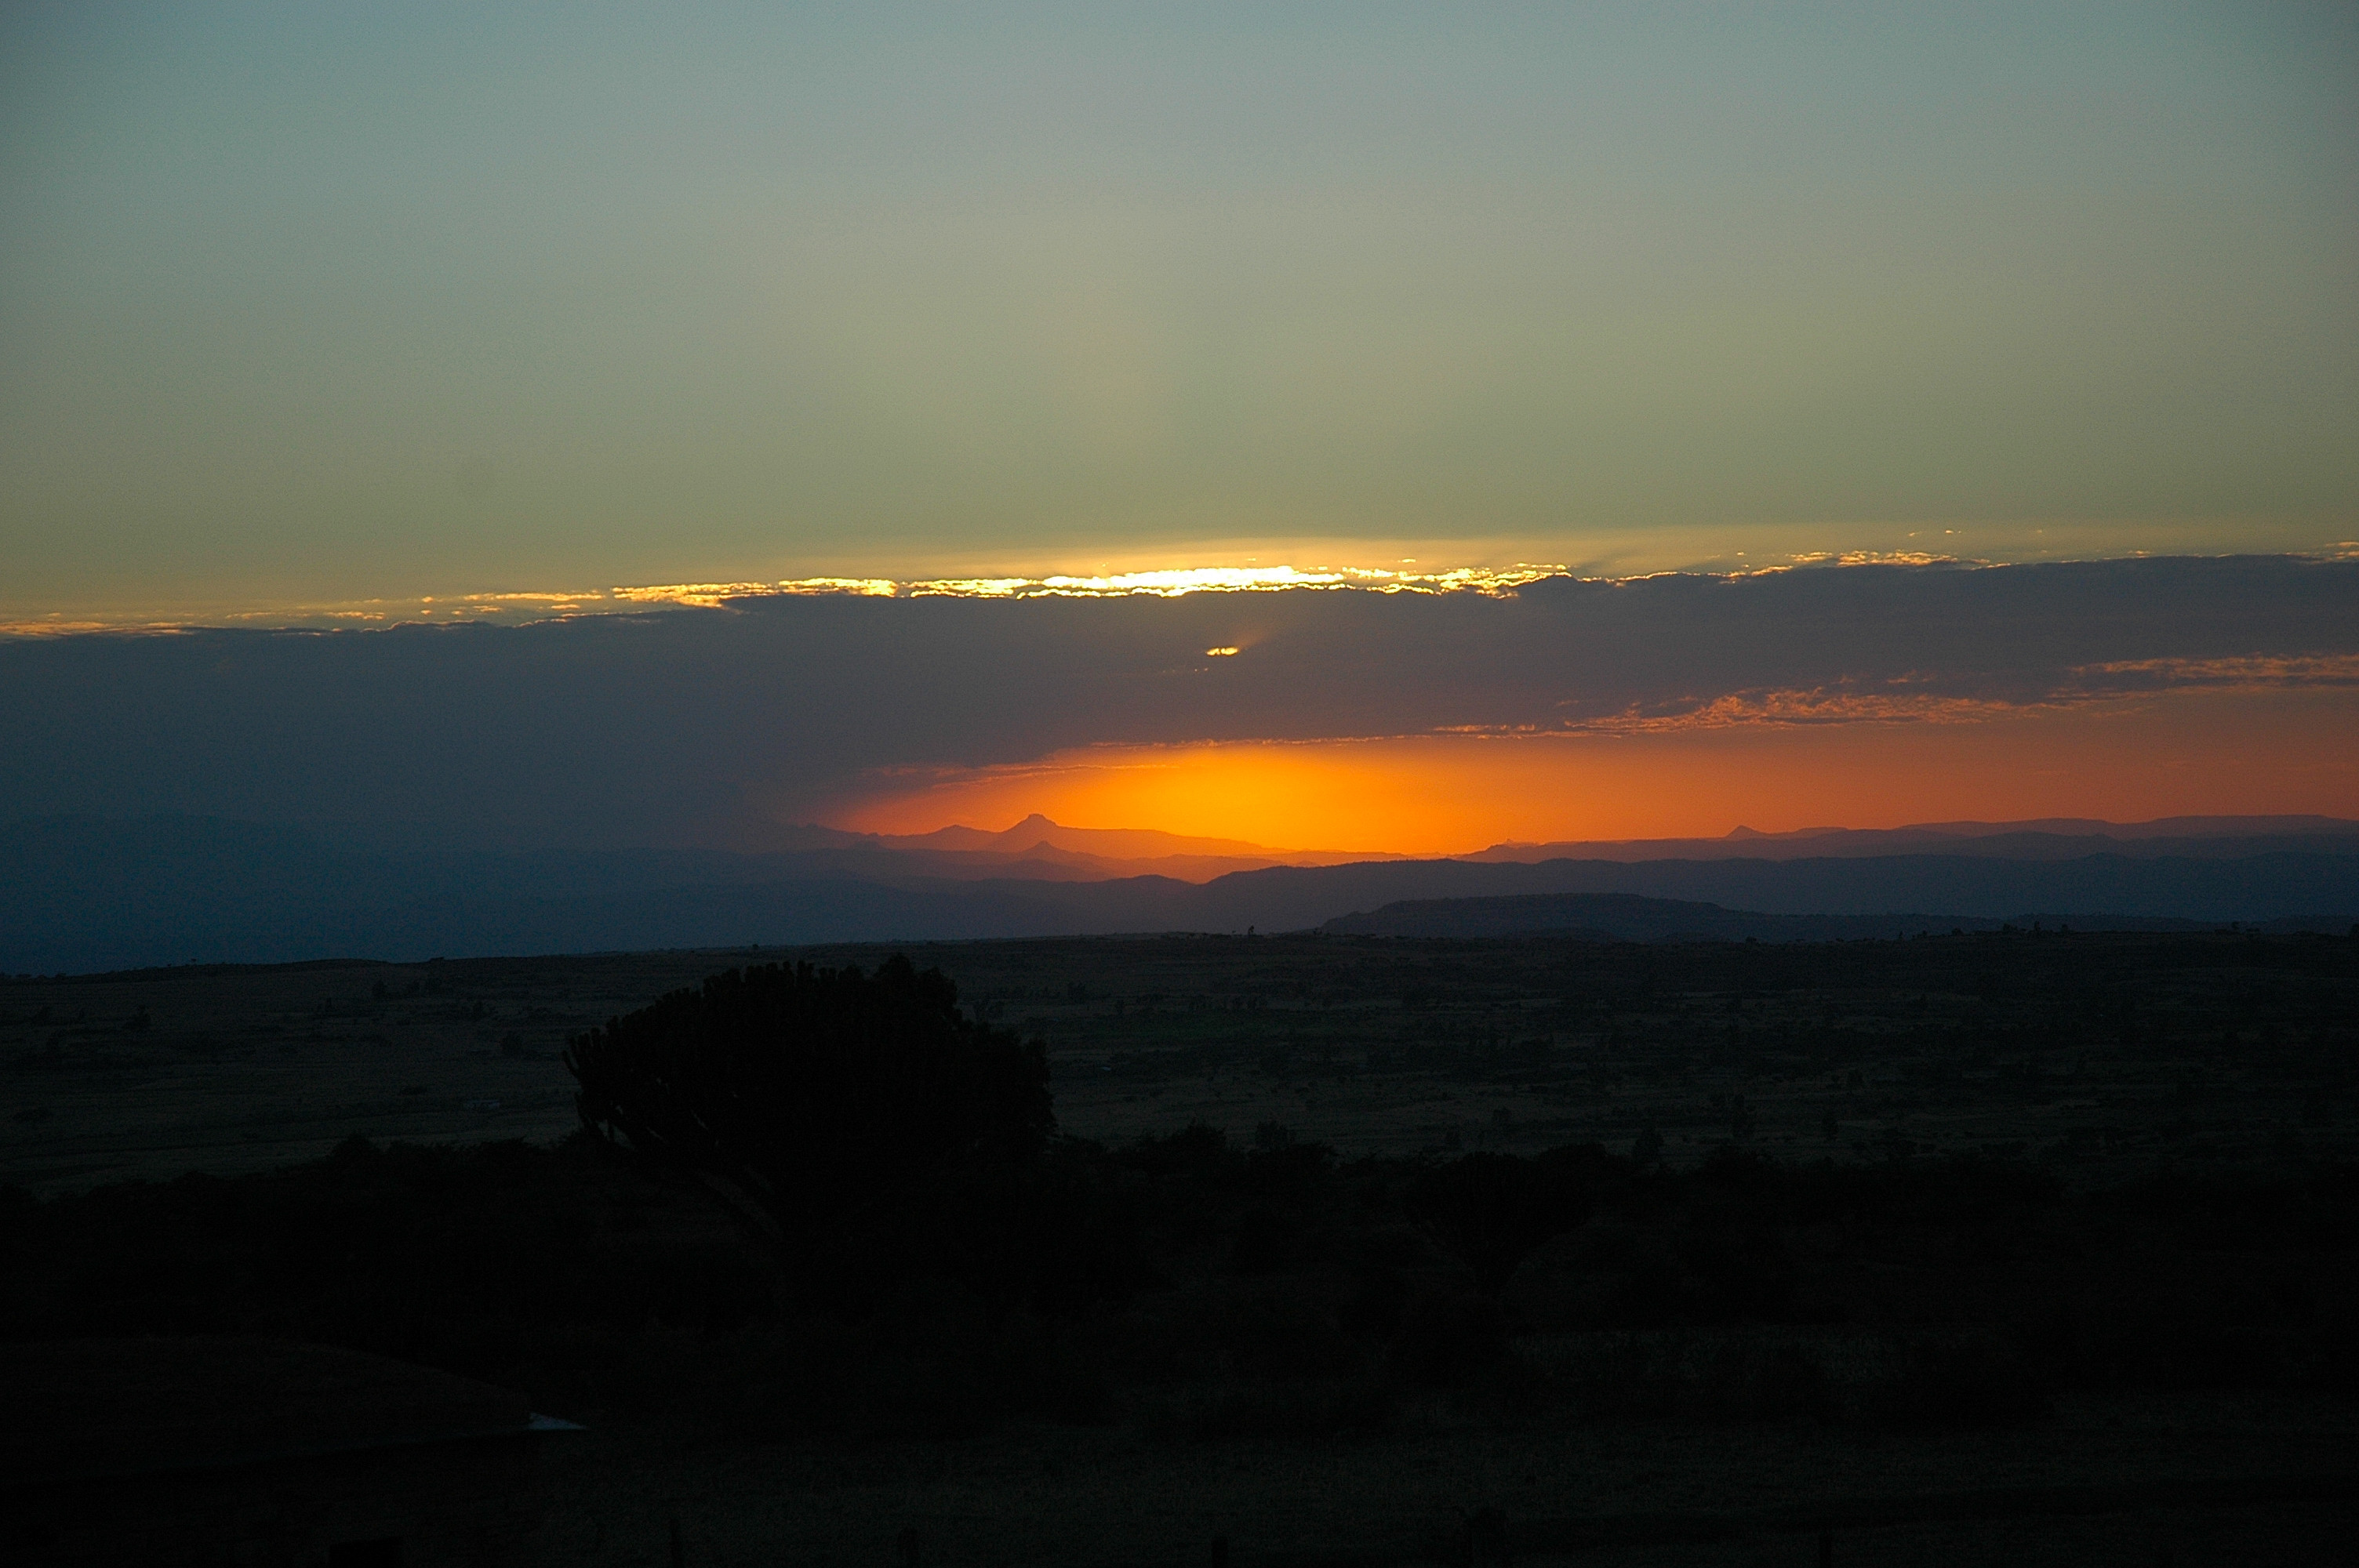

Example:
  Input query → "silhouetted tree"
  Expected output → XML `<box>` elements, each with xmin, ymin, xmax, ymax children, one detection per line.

<box><xmin>565</xmin><ymin>956</ymin><xmax>1052</xmax><ymax>1263</ymax></box>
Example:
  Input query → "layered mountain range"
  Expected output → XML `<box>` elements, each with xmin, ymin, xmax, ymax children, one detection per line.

<box><xmin>4</xmin><ymin>814</ymin><xmax>2354</xmax><ymax>974</ymax></box>
<box><xmin>759</xmin><ymin>814</ymin><xmax>1407</xmax><ymax>882</ymax></box>
<box><xmin>1470</xmin><ymin>816</ymin><xmax>2359</xmax><ymax>863</ymax></box>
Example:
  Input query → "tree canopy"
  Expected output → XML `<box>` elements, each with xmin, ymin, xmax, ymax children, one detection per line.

<box><xmin>565</xmin><ymin>956</ymin><xmax>1053</xmax><ymax>1258</ymax></box>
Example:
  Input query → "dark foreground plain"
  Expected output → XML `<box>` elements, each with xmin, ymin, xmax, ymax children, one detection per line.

<box><xmin>4</xmin><ymin>930</ymin><xmax>2355</xmax><ymax>1563</ymax></box>
<box><xmin>5</xmin><ymin>929</ymin><xmax>2352</xmax><ymax>1191</ymax></box>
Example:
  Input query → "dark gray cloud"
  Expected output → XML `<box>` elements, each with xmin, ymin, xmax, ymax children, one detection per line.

<box><xmin>2</xmin><ymin>554</ymin><xmax>2352</xmax><ymax>849</ymax></box>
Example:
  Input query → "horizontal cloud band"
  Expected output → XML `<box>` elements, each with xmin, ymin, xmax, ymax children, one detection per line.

<box><xmin>2</xmin><ymin>555</ymin><xmax>2351</xmax><ymax>848</ymax></box>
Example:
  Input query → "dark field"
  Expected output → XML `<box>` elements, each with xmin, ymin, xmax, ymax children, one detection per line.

<box><xmin>5</xmin><ymin>930</ymin><xmax>2357</xmax><ymax>1564</ymax></box>
<box><xmin>5</xmin><ymin>929</ymin><xmax>2354</xmax><ymax>1191</ymax></box>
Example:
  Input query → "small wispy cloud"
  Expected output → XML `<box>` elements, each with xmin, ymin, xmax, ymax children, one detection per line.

<box><xmin>1439</xmin><ymin>690</ymin><xmax>2034</xmax><ymax>735</ymax></box>
<box><xmin>0</xmin><ymin>619</ymin><xmax>189</xmax><ymax>637</ymax></box>
<box><xmin>613</xmin><ymin>579</ymin><xmax>899</xmax><ymax>608</ymax></box>
<box><xmin>1749</xmin><ymin>550</ymin><xmax>1965</xmax><ymax>572</ymax></box>
<box><xmin>1591</xmin><ymin>689</ymin><xmax>2032</xmax><ymax>731</ymax></box>
<box><xmin>2070</xmin><ymin>652</ymin><xmax>2359</xmax><ymax>692</ymax></box>
<box><xmin>1468</xmin><ymin>650</ymin><xmax>2359</xmax><ymax>737</ymax></box>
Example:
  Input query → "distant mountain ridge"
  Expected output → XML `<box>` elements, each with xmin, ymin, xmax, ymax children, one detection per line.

<box><xmin>3</xmin><ymin>814</ymin><xmax>2355</xmax><ymax>973</ymax></box>
<box><xmin>1317</xmin><ymin>891</ymin><xmax>2315</xmax><ymax>942</ymax></box>
<box><xmin>765</xmin><ymin>812</ymin><xmax>2359</xmax><ymax>880</ymax></box>
<box><xmin>1470</xmin><ymin>815</ymin><xmax>2359</xmax><ymax>864</ymax></box>
<box><xmin>759</xmin><ymin>813</ymin><xmax>1406</xmax><ymax>880</ymax></box>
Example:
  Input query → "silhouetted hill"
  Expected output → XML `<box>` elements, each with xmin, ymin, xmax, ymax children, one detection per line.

<box><xmin>6</xmin><ymin>816</ymin><xmax>2357</xmax><ymax>972</ymax></box>
<box><xmin>1180</xmin><ymin>851</ymin><xmax>2359</xmax><ymax>935</ymax></box>
<box><xmin>1319</xmin><ymin>894</ymin><xmax>1955</xmax><ymax>941</ymax></box>
<box><xmin>1314</xmin><ymin>891</ymin><xmax>2262</xmax><ymax>941</ymax></box>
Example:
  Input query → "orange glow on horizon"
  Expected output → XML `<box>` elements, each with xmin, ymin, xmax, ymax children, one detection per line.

<box><xmin>829</xmin><ymin>689</ymin><xmax>2358</xmax><ymax>854</ymax></box>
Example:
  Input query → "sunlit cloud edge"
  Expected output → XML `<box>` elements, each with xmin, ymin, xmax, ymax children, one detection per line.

<box><xmin>0</xmin><ymin>554</ymin><xmax>1968</xmax><ymax>636</ymax></box>
<box><xmin>5</xmin><ymin>543</ymin><xmax>2354</xmax><ymax>637</ymax></box>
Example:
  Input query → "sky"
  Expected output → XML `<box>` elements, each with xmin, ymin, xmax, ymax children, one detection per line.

<box><xmin>2</xmin><ymin>5</ymin><xmax>2354</xmax><ymax>847</ymax></box>
<box><xmin>5</xmin><ymin>557</ymin><xmax>2353</xmax><ymax>853</ymax></box>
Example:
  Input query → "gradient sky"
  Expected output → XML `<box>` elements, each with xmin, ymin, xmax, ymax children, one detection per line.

<box><xmin>4</xmin><ymin>5</ymin><xmax>2355</xmax><ymax>848</ymax></box>
<box><xmin>5</xmin><ymin>2</ymin><xmax>2356</xmax><ymax>623</ymax></box>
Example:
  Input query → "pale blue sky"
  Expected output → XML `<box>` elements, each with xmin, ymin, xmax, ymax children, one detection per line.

<box><xmin>4</xmin><ymin>2</ymin><xmax>2354</xmax><ymax>620</ymax></box>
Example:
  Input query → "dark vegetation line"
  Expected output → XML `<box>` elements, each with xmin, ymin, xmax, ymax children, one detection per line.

<box><xmin>4</xmin><ymin>951</ymin><xmax>2354</xmax><ymax>1448</ymax></box>
<box><xmin>1232</xmin><ymin>1470</ymin><xmax>2359</xmax><ymax>1568</ymax></box>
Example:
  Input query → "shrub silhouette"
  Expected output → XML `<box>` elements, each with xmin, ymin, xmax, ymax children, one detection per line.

<box><xmin>1389</xmin><ymin>1290</ymin><xmax>1510</xmax><ymax>1385</ymax></box>
<box><xmin>1408</xmin><ymin>1150</ymin><xmax>1598</xmax><ymax>1296</ymax></box>
<box><xmin>565</xmin><ymin>956</ymin><xmax>1052</xmax><ymax>1265</ymax></box>
<box><xmin>6</xmin><ymin>1132</ymin><xmax>2352</xmax><ymax>1440</ymax></box>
